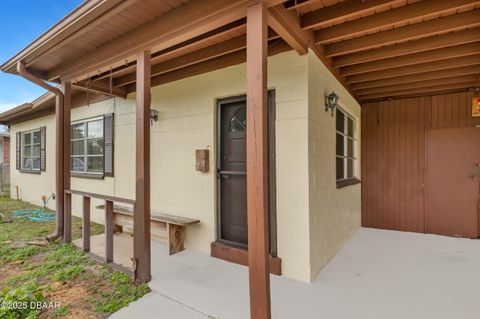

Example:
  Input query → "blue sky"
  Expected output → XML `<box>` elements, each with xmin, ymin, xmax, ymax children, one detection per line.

<box><xmin>0</xmin><ymin>1</ymin><xmax>83</xmax><ymax>115</ymax></box>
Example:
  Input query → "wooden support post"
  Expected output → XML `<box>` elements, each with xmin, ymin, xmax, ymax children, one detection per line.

<box><xmin>83</xmin><ymin>196</ymin><xmax>91</xmax><ymax>252</ymax></box>
<box><xmin>62</xmin><ymin>82</ymin><xmax>72</xmax><ymax>243</ymax></box>
<box><xmin>64</xmin><ymin>193</ymin><xmax>72</xmax><ymax>243</ymax></box>
<box><xmin>105</xmin><ymin>200</ymin><xmax>114</xmax><ymax>263</ymax></box>
<box><xmin>246</xmin><ymin>3</ymin><xmax>271</xmax><ymax>319</ymax></box>
<box><xmin>54</xmin><ymin>93</ymin><xmax>64</xmax><ymax>240</ymax></box>
<box><xmin>134</xmin><ymin>50</ymin><xmax>152</xmax><ymax>282</ymax></box>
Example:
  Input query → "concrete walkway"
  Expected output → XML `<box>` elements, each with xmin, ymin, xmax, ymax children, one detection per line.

<box><xmin>98</xmin><ymin>228</ymin><xmax>480</xmax><ymax>319</ymax></box>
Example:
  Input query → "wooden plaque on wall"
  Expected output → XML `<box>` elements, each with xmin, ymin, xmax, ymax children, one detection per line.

<box><xmin>473</xmin><ymin>97</ymin><xmax>480</xmax><ymax>117</ymax></box>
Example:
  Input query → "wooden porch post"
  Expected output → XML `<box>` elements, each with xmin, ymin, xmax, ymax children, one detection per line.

<box><xmin>62</xmin><ymin>82</ymin><xmax>72</xmax><ymax>243</ymax></box>
<box><xmin>54</xmin><ymin>90</ymin><xmax>65</xmax><ymax>241</ymax></box>
<box><xmin>246</xmin><ymin>2</ymin><xmax>271</xmax><ymax>319</ymax></box>
<box><xmin>134</xmin><ymin>50</ymin><xmax>152</xmax><ymax>282</ymax></box>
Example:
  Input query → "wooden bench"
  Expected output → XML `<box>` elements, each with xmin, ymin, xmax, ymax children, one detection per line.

<box><xmin>96</xmin><ymin>204</ymin><xmax>200</xmax><ymax>255</ymax></box>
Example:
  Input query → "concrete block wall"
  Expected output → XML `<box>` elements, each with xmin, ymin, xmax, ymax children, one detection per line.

<box><xmin>9</xmin><ymin>51</ymin><xmax>312</xmax><ymax>282</ymax></box>
<box><xmin>8</xmin><ymin>50</ymin><xmax>362</xmax><ymax>283</ymax></box>
<box><xmin>307</xmin><ymin>50</ymin><xmax>362</xmax><ymax>281</ymax></box>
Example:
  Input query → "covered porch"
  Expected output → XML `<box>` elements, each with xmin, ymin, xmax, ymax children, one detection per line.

<box><xmin>76</xmin><ymin>228</ymin><xmax>480</xmax><ymax>319</ymax></box>
<box><xmin>1</xmin><ymin>0</ymin><xmax>479</xmax><ymax>318</ymax></box>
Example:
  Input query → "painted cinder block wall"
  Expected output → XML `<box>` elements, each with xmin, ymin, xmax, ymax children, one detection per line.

<box><xmin>9</xmin><ymin>50</ymin><xmax>361</xmax><ymax>282</ymax></box>
<box><xmin>307</xmin><ymin>51</ymin><xmax>362</xmax><ymax>281</ymax></box>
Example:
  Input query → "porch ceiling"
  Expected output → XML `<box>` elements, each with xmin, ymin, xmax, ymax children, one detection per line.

<box><xmin>1</xmin><ymin>0</ymin><xmax>479</xmax><ymax>117</ymax></box>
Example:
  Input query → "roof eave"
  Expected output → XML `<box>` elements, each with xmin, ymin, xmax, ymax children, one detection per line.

<box><xmin>0</xmin><ymin>0</ymin><xmax>113</xmax><ymax>74</ymax></box>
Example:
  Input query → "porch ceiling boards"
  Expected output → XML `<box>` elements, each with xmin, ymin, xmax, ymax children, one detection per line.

<box><xmin>294</xmin><ymin>0</ymin><xmax>480</xmax><ymax>102</ymax></box>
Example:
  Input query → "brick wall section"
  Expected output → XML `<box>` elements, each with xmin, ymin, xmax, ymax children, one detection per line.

<box><xmin>3</xmin><ymin>136</ymin><xmax>9</xmax><ymax>166</ymax></box>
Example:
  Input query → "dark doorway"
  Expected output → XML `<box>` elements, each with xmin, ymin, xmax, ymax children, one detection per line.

<box><xmin>426</xmin><ymin>127</ymin><xmax>480</xmax><ymax>238</ymax></box>
<box><xmin>216</xmin><ymin>91</ymin><xmax>277</xmax><ymax>255</ymax></box>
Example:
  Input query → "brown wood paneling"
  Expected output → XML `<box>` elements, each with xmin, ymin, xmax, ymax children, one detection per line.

<box><xmin>361</xmin><ymin>91</ymin><xmax>479</xmax><ymax>233</ymax></box>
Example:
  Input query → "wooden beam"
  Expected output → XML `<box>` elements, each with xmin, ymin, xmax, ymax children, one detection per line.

<box><xmin>92</xmin><ymin>19</ymin><xmax>247</xmax><ymax>82</ymax></box>
<box><xmin>351</xmin><ymin>65</ymin><xmax>480</xmax><ymax>90</ymax></box>
<box><xmin>347</xmin><ymin>54</ymin><xmax>480</xmax><ymax>83</ymax></box>
<box><xmin>315</xmin><ymin>0</ymin><xmax>480</xmax><ymax>44</ymax></box>
<box><xmin>82</xmin><ymin>196</ymin><xmax>91</xmax><ymax>253</ymax></box>
<box><xmin>125</xmin><ymin>40</ymin><xmax>291</xmax><ymax>93</ymax></box>
<box><xmin>134</xmin><ymin>50</ymin><xmax>151</xmax><ymax>283</ymax></box>
<box><xmin>285</xmin><ymin>0</ymin><xmax>316</xmax><ymax>11</ymax></box>
<box><xmin>359</xmin><ymin>82</ymin><xmax>475</xmax><ymax>101</ymax></box>
<box><xmin>356</xmin><ymin>75</ymin><xmax>479</xmax><ymax>96</ymax></box>
<box><xmin>62</xmin><ymin>82</ymin><xmax>72</xmax><ymax>243</ymax></box>
<box><xmin>268</xmin><ymin>4</ymin><xmax>311</xmax><ymax>54</ymax></box>
<box><xmin>334</xmin><ymin>28</ymin><xmax>480</xmax><ymax>67</ymax></box>
<box><xmin>49</xmin><ymin>0</ymin><xmax>253</xmax><ymax>81</ymax></box>
<box><xmin>266</xmin><ymin>3</ymin><xmax>359</xmax><ymax>102</ymax></box>
<box><xmin>324</xmin><ymin>9</ymin><xmax>480</xmax><ymax>56</ymax></box>
<box><xmin>54</xmin><ymin>89</ymin><xmax>65</xmax><ymax>241</ymax></box>
<box><xmin>116</xmin><ymin>31</ymin><xmax>279</xmax><ymax>87</ymax></box>
<box><xmin>74</xmin><ymin>79</ymin><xmax>127</xmax><ymax>98</ymax></box>
<box><xmin>247</xmin><ymin>3</ymin><xmax>271</xmax><ymax>319</ymax></box>
<box><xmin>302</xmin><ymin>0</ymin><xmax>399</xmax><ymax>30</ymax></box>
<box><xmin>341</xmin><ymin>42</ymin><xmax>480</xmax><ymax>76</ymax></box>
<box><xmin>105</xmin><ymin>200</ymin><xmax>114</xmax><ymax>263</ymax></box>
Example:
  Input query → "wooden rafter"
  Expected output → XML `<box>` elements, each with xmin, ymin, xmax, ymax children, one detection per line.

<box><xmin>359</xmin><ymin>82</ymin><xmax>474</xmax><ymax>101</ymax></box>
<box><xmin>302</xmin><ymin>0</ymin><xmax>399</xmax><ymax>30</ymax></box>
<box><xmin>284</xmin><ymin>0</ymin><xmax>316</xmax><ymax>11</ymax></box>
<box><xmin>341</xmin><ymin>42</ymin><xmax>480</xmax><ymax>76</ymax></box>
<box><xmin>92</xmin><ymin>18</ymin><xmax>247</xmax><ymax>82</ymax></box>
<box><xmin>266</xmin><ymin>4</ymin><xmax>359</xmax><ymax>102</ymax></box>
<box><xmin>315</xmin><ymin>0</ymin><xmax>480</xmax><ymax>44</ymax></box>
<box><xmin>49</xmin><ymin>0</ymin><xmax>255</xmax><ymax>81</ymax></box>
<box><xmin>333</xmin><ymin>28</ymin><xmax>480</xmax><ymax>67</ymax></box>
<box><xmin>268</xmin><ymin>4</ymin><xmax>312</xmax><ymax>54</ymax></box>
<box><xmin>115</xmin><ymin>31</ymin><xmax>279</xmax><ymax>87</ymax></box>
<box><xmin>351</xmin><ymin>65</ymin><xmax>480</xmax><ymax>90</ymax></box>
<box><xmin>124</xmin><ymin>40</ymin><xmax>291</xmax><ymax>93</ymax></box>
<box><xmin>324</xmin><ymin>9</ymin><xmax>480</xmax><ymax>57</ymax></box>
<box><xmin>356</xmin><ymin>75</ymin><xmax>479</xmax><ymax>96</ymax></box>
<box><xmin>347</xmin><ymin>54</ymin><xmax>480</xmax><ymax>83</ymax></box>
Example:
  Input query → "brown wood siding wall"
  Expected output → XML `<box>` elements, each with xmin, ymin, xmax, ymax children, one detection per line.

<box><xmin>361</xmin><ymin>91</ymin><xmax>480</xmax><ymax>232</ymax></box>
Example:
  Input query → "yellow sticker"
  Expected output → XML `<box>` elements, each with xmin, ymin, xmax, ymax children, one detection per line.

<box><xmin>473</xmin><ymin>97</ymin><xmax>480</xmax><ymax>118</ymax></box>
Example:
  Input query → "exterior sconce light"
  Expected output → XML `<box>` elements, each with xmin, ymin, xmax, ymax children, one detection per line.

<box><xmin>325</xmin><ymin>91</ymin><xmax>339</xmax><ymax>117</ymax></box>
<box><xmin>150</xmin><ymin>109</ymin><xmax>159</xmax><ymax>124</ymax></box>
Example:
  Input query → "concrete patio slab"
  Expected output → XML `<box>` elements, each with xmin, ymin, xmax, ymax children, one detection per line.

<box><xmin>78</xmin><ymin>228</ymin><xmax>480</xmax><ymax>319</ymax></box>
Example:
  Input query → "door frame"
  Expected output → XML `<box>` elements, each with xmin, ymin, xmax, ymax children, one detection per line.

<box><xmin>215</xmin><ymin>90</ymin><xmax>277</xmax><ymax>256</ymax></box>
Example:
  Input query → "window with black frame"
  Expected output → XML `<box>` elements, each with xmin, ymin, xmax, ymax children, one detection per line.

<box><xmin>71</xmin><ymin>117</ymin><xmax>104</xmax><ymax>175</ymax></box>
<box><xmin>336</xmin><ymin>108</ymin><xmax>358</xmax><ymax>186</ymax></box>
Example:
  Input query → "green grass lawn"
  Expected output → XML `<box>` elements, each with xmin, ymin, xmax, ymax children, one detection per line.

<box><xmin>0</xmin><ymin>196</ymin><xmax>150</xmax><ymax>319</ymax></box>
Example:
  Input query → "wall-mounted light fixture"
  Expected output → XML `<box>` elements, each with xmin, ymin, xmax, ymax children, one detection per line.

<box><xmin>325</xmin><ymin>91</ymin><xmax>339</xmax><ymax>117</ymax></box>
<box><xmin>150</xmin><ymin>109</ymin><xmax>159</xmax><ymax>125</ymax></box>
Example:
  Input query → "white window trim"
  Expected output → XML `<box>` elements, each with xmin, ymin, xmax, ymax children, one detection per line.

<box><xmin>336</xmin><ymin>107</ymin><xmax>358</xmax><ymax>182</ymax></box>
<box><xmin>21</xmin><ymin>129</ymin><xmax>41</xmax><ymax>171</ymax></box>
<box><xmin>71</xmin><ymin>116</ymin><xmax>104</xmax><ymax>175</ymax></box>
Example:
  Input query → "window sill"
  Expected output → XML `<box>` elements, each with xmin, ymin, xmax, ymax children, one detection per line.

<box><xmin>336</xmin><ymin>178</ymin><xmax>361</xmax><ymax>189</ymax></box>
<box><xmin>19</xmin><ymin>170</ymin><xmax>41</xmax><ymax>175</ymax></box>
<box><xmin>71</xmin><ymin>173</ymin><xmax>104</xmax><ymax>180</ymax></box>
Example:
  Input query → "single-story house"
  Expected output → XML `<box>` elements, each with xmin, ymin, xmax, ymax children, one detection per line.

<box><xmin>0</xmin><ymin>0</ymin><xmax>479</xmax><ymax>317</ymax></box>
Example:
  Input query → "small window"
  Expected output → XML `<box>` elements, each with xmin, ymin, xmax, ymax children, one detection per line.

<box><xmin>22</xmin><ymin>130</ymin><xmax>41</xmax><ymax>171</ymax></box>
<box><xmin>71</xmin><ymin>117</ymin><xmax>104</xmax><ymax>174</ymax></box>
<box><xmin>336</xmin><ymin>108</ymin><xmax>357</xmax><ymax>183</ymax></box>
